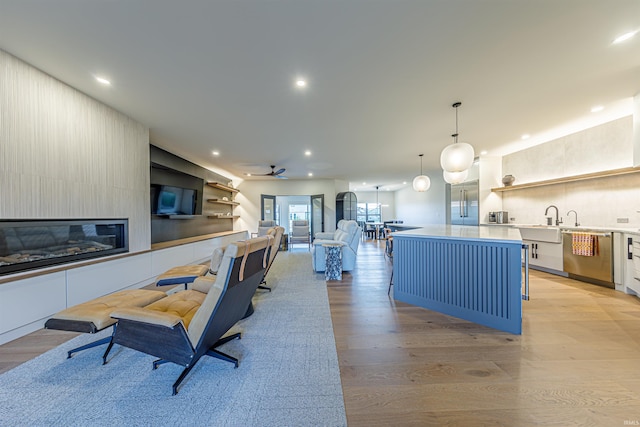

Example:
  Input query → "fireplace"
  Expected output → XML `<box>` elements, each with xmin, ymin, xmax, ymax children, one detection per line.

<box><xmin>0</xmin><ymin>219</ymin><xmax>129</xmax><ymax>276</ymax></box>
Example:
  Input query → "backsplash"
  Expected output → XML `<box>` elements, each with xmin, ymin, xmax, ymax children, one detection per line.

<box><xmin>502</xmin><ymin>172</ymin><xmax>640</xmax><ymax>228</ymax></box>
<box><xmin>502</xmin><ymin>116</ymin><xmax>632</xmax><ymax>182</ymax></box>
<box><xmin>501</xmin><ymin>116</ymin><xmax>638</xmax><ymax>228</ymax></box>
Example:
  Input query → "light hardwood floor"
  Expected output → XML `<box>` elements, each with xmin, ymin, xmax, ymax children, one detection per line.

<box><xmin>2</xmin><ymin>239</ymin><xmax>640</xmax><ymax>426</ymax></box>
<box><xmin>328</xmin><ymin>239</ymin><xmax>640</xmax><ymax>426</ymax></box>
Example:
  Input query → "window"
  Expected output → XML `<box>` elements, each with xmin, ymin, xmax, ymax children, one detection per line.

<box><xmin>357</xmin><ymin>203</ymin><xmax>381</xmax><ymax>223</ymax></box>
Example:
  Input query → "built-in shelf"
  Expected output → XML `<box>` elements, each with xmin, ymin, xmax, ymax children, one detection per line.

<box><xmin>206</xmin><ymin>182</ymin><xmax>239</xmax><ymax>220</ymax></box>
<box><xmin>166</xmin><ymin>214</ymin><xmax>197</xmax><ymax>220</ymax></box>
<box><xmin>491</xmin><ymin>166</ymin><xmax>640</xmax><ymax>192</ymax></box>
<box><xmin>207</xmin><ymin>198</ymin><xmax>239</xmax><ymax>206</ymax></box>
<box><xmin>207</xmin><ymin>182</ymin><xmax>239</xmax><ymax>193</ymax></box>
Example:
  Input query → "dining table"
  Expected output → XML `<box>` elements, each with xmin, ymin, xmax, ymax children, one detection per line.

<box><xmin>366</xmin><ymin>222</ymin><xmax>385</xmax><ymax>239</ymax></box>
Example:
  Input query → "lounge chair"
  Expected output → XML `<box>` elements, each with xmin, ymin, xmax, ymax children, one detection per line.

<box><xmin>108</xmin><ymin>235</ymin><xmax>272</xmax><ymax>395</ymax></box>
<box><xmin>259</xmin><ymin>226</ymin><xmax>284</xmax><ymax>291</ymax></box>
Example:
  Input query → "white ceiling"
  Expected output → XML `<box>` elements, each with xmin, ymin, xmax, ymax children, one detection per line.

<box><xmin>1</xmin><ymin>1</ymin><xmax>639</xmax><ymax>191</ymax></box>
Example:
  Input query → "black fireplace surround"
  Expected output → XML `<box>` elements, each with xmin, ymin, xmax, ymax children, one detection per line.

<box><xmin>0</xmin><ymin>219</ymin><xmax>129</xmax><ymax>276</ymax></box>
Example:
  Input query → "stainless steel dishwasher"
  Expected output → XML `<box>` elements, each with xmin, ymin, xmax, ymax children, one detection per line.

<box><xmin>562</xmin><ymin>230</ymin><xmax>613</xmax><ymax>288</ymax></box>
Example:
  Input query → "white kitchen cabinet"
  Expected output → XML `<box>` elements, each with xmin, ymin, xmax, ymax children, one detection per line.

<box><xmin>522</xmin><ymin>239</ymin><xmax>564</xmax><ymax>273</ymax></box>
<box><xmin>620</xmin><ymin>233</ymin><xmax>640</xmax><ymax>295</ymax></box>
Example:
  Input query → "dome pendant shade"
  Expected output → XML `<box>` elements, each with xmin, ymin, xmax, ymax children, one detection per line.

<box><xmin>443</xmin><ymin>168</ymin><xmax>469</xmax><ymax>184</ymax></box>
<box><xmin>412</xmin><ymin>175</ymin><xmax>431</xmax><ymax>192</ymax></box>
<box><xmin>440</xmin><ymin>142</ymin><xmax>474</xmax><ymax>172</ymax></box>
<box><xmin>412</xmin><ymin>153</ymin><xmax>431</xmax><ymax>192</ymax></box>
<box><xmin>440</xmin><ymin>101</ymin><xmax>475</xmax><ymax>173</ymax></box>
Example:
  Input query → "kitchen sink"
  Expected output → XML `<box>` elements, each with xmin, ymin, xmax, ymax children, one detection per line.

<box><xmin>517</xmin><ymin>225</ymin><xmax>562</xmax><ymax>243</ymax></box>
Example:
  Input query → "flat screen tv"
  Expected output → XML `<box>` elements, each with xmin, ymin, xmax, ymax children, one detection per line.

<box><xmin>152</xmin><ymin>185</ymin><xmax>198</xmax><ymax>216</ymax></box>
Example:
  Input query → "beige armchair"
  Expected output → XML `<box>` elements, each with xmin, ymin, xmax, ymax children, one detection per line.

<box><xmin>257</xmin><ymin>220</ymin><xmax>277</xmax><ymax>236</ymax></box>
<box><xmin>289</xmin><ymin>219</ymin><xmax>310</xmax><ymax>250</ymax></box>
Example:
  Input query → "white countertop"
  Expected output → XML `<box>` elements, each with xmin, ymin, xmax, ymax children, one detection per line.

<box><xmin>392</xmin><ymin>224</ymin><xmax>523</xmax><ymax>244</ymax></box>
<box><xmin>487</xmin><ymin>223</ymin><xmax>640</xmax><ymax>236</ymax></box>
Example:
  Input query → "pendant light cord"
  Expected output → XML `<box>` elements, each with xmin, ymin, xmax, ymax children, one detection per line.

<box><xmin>452</xmin><ymin>101</ymin><xmax>461</xmax><ymax>144</ymax></box>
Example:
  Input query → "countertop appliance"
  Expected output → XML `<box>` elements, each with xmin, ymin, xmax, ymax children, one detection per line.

<box><xmin>488</xmin><ymin>212</ymin><xmax>496</xmax><ymax>223</ymax></box>
<box><xmin>496</xmin><ymin>211</ymin><xmax>509</xmax><ymax>224</ymax></box>
<box><xmin>450</xmin><ymin>180</ymin><xmax>479</xmax><ymax>226</ymax></box>
<box><xmin>562</xmin><ymin>230</ymin><xmax>613</xmax><ymax>288</ymax></box>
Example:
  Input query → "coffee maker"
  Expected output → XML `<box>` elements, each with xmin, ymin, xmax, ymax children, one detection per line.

<box><xmin>488</xmin><ymin>212</ymin><xmax>497</xmax><ymax>223</ymax></box>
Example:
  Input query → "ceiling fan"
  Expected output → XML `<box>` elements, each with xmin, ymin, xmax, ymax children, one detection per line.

<box><xmin>256</xmin><ymin>165</ymin><xmax>287</xmax><ymax>179</ymax></box>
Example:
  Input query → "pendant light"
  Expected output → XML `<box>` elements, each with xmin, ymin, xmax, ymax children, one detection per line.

<box><xmin>443</xmin><ymin>169</ymin><xmax>469</xmax><ymax>184</ymax></box>
<box><xmin>442</xmin><ymin>134</ymin><xmax>469</xmax><ymax>184</ymax></box>
<box><xmin>440</xmin><ymin>102</ymin><xmax>474</xmax><ymax>172</ymax></box>
<box><xmin>412</xmin><ymin>154</ymin><xmax>431</xmax><ymax>192</ymax></box>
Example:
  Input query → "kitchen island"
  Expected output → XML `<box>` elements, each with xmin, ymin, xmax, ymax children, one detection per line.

<box><xmin>392</xmin><ymin>225</ymin><xmax>523</xmax><ymax>334</ymax></box>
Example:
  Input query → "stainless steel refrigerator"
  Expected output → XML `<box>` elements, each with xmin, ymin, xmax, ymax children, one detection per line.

<box><xmin>450</xmin><ymin>180</ymin><xmax>479</xmax><ymax>225</ymax></box>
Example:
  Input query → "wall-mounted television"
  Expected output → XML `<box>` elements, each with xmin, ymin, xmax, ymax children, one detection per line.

<box><xmin>151</xmin><ymin>185</ymin><xmax>198</xmax><ymax>216</ymax></box>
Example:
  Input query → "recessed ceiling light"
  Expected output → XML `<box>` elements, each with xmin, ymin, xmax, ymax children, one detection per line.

<box><xmin>212</xmin><ymin>150</ymin><xmax>220</xmax><ymax>156</ymax></box>
<box><xmin>362</xmin><ymin>182</ymin><xmax>366</xmax><ymax>185</ymax></box>
<box><xmin>403</xmin><ymin>181</ymin><xmax>407</xmax><ymax>185</ymax></box>
<box><xmin>613</xmin><ymin>30</ymin><xmax>638</xmax><ymax>44</ymax></box>
<box><xmin>521</xmin><ymin>134</ymin><xmax>530</xmax><ymax>140</ymax></box>
<box><xmin>308</xmin><ymin>172</ymin><xmax>313</xmax><ymax>177</ymax></box>
<box><xmin>245</xmin><ymin>173</ymin><xmax>252</xmax><ymax>177</ymax></box>
<box><xmin>295</xmin><ymin>78</ymin><xmax>307</xmax><ymax>89</ymax></box>
<box><xmin>591</xmin><ymin>105</ymin><xmax>604</xmax><ymax>113</ymax></box>
<box><xmin>480</xmin><ymin>150</ymin><xmax>488</xmax><ymax>155</ymax></box>
<box><xmin>304</xmin><ymin>150</ymin><xmax>312</xmax><ymax>156</ymax></box>
<box><xmin>95</xmin><ymin>76</ymin><xmax>111</xmax><ymax>85</ymax></box>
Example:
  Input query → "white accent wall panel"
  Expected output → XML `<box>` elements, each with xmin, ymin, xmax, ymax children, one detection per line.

<box><xmin>66</xmin><ymin>255</ymin><xmax>153</xmax><ymax>307</ymax></box>
<box><xmin>0</xmin><ymin>272</ymin><xmax>66</xmax><ymax>335</ymax></box>
<box><xmin>151</xmin><ymin>246</ymin><xmax>202</xmax><ymax>277</ymax></box>
<box><xmin>502</xmin><ymin>116</ymin><xmax>632</xmax><ymax>183</ymax></box>
<box><xmin>190</xmin><ymin>231</ymin><xmax>248</xmax><ymax>262</ymax></box>
<box><xmin>501</xmin><ymin>117</ymin><xmax>638</xmax><ymax>227</ymax></box>
<box><xmin>0</xmin><ymin>49</ymin><xmax>150</xmax><ymax>252</ymax></box>
<box><xmin>149</xmin><ymin>231</ymin><xmax>246</xmax><ymax>277</ymax></box>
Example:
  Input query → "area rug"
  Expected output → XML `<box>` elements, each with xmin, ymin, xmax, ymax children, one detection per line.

<box><xmin>0</xmin><ymin>251</ymin><xmax>347</xmax><ymax>427</ymax></box>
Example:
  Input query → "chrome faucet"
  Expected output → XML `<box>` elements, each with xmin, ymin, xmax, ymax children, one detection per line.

<box><xmin>544</xmin><ymin>205</ymin><xmax>563</xmax><ymax>226</ymax></box>
<box><xmin>567</xmin><ymin>210</ymin><xmax>579</xmax><ymax>227</ymax></box>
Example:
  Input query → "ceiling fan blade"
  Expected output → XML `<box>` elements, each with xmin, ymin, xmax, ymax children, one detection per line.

<box><xmin>249</xmin><ymin>165</ymin><xmax>285</xmax><ymax>176</ymax></box>
<box><xmin>275</xmin><ymin>175</ymin><xmax>288</xmax><ymax>179</ymax></box>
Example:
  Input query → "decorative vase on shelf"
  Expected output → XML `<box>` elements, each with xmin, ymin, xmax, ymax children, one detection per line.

<box><xmin>502</xmin><ymin>174</ymin><xmax>515</xmax><ymax>186</ymax></box>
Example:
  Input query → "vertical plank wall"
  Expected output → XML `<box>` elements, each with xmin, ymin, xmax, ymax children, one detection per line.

<box><xmin>394</xmin><ymin>235</ymin><xmax>523</xmax><ymax>334</ymax></box>
<box><xmin>0</xmin><ymin>50</ymin><xmax>150</xmax><ymax>252</ymax></box>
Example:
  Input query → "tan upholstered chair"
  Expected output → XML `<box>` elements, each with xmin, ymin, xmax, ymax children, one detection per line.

<box><xmin>109</xmin><ymin>235</ymin><xmax>272</xmax><ymax>395</ymax></box>
<box><xmin>259</xmin><ymin>226</ymin><xmax>284</xmax><ymax>291</ymax></box>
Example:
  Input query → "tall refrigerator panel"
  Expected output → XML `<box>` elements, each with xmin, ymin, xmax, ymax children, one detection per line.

<box><xmin>450</xmin><ymin>181</ymin><xmax>479</xmax><ymax>225</ymax></box>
